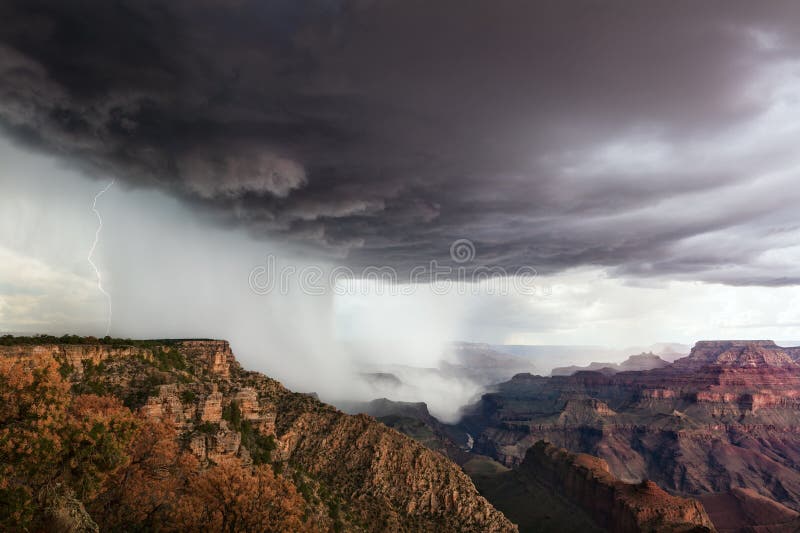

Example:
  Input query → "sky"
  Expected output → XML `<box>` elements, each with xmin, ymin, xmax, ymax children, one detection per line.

<box><xmin>3</xmin><ymin>1</ymin><xmax>800</xmax><ymax>408</ymax></box>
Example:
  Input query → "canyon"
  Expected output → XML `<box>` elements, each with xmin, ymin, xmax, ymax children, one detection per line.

<box><xmin>451</xmin><ymin>340</ymin><xmax>800</xmax><ymax>530</ymax></box>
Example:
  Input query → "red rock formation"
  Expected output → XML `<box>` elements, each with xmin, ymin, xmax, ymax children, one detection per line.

<box><xmin>141</xmin><ymin>383</ymin><xmax>196</xmax><ymax>425</ymax></box>
<box><xmin>0</xmin><ymin>343</ymin><xmax>153</xmax><ymax>375</ymax></box>
<box><xmin>233</xmin><ymin>386</ymin><xmax>276</xmax><ymax>434</ymax></box>
<box><xmin>674</xmin><ymin>341</ymin><xmax>797</xmax><ymax>368</ymax></box>
<box><xmin>199</xmin><ymin>386</ymin><xmax>224</xmax><ymax>422</ymax></box>
<box><xmin>463</xmin><ymin>340</ymin><xmax>800</xmax><ymax>512</ymax></box>
<box><xmin>175</xmin><ymin>340</ymin><xmax>235</xmax><ymax>378</ymax></box>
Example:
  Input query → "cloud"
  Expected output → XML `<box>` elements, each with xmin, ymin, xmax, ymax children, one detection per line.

<box><xmin>0</xmin><ymin>246</ymin><xmax>100</xmax><ymax>332</ymax></box>
<box><xmin>2</xmin><ymin>1</ymin><xmax>800</xmax><ymax>284</ymax></box>
<box><xmin>178</xmin><ymin>149</ymin><xmax>307</xmax><ymax>199</ymax></box>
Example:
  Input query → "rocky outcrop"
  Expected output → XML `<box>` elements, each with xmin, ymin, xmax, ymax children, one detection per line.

<box><xmin>358</xmin><ymin>398</ymin><xmax>442</xmax><ymax>427</ymax></box>
<box><xmin>0</xmin><ymin>339</ymin><xmax>236</xmax><ymax>379</ymax></box>
<box><xmin>175</xmin><ymin>340</ymin><xmax>235</xmax><ymax>378</ymax></box>
<box><xmin>234</xmin><ymin>386</ymin><xmax>276</xmax><ymax>434</ymax></box>
<box><xmin>552</xmin><ymin>363</ymin><xmax>619</xmax><ymax>376</ymax></box>
<box><xmin>192</xmin><ymin>420</ymin><xmax>243</xmax><ymax>463</ymax></box>
<box><xmin>40</xmin><ymin>484</ymin><xmax>100</xmax><ymax>533</ymax></box>
<box><xmin>557</xmin><ymin>398</ymin><xmax>616</xmax><ymax>425</ymax></box>
<box><xmin>521</xmin><ymin>441</ymin><xmax>715</xmax><ymax>532</ymax></box>
<box><xmin>0</xmin><ymin>343</ymin><xmax>153</xmax><ymax>376</ymax></box>
<box><xmin>675</xmin><ymin>341</ymin><xmax>797</xmax><ymax>368</ymax></box>
<box><xmin>198</xmin><ymin>386</ymin><xmax>224</xmax><ymax>422</ymax></box>
<box><xmin>141</xmin><ymin>384</ymin><xmax>195</xmax><ymax>425</ymax></box>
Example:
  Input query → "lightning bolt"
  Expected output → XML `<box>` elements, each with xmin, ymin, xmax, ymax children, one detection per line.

<box><xmin>88</xmin><ymin>179</ymin><xmax>115</xmax><ymax>336</ymax></box>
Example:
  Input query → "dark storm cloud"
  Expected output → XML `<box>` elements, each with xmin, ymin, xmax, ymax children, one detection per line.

<box><xmin>3</xmin><ymin>0</ymin><xmax>800</xmax><ymax>283</ymax></box>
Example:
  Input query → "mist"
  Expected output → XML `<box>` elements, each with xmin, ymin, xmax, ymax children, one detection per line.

<box><xmin>0</xmin><ymin>135</ymin><xmax>491</xmax><ymax>420</ymax></box>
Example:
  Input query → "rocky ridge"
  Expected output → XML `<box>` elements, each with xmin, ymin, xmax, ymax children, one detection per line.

<box><xmin>674</xmin><ymin>340</ymin><xmax>797</xmax><ymax>368</ymax></box>
<box><xmin>0</xmin><ymin>338</ymin><xmax>515</xmax><ymax>532</ymax></box>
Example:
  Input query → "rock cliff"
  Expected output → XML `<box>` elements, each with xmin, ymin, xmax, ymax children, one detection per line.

<box><xmin>0</xmin><ymin>338</ymin><xmax>515</xmax><ymax>532</ymax></box>
<box><xmin>674</xmin><ymin>341</ymin><xmax>797</xmax><ymax>368</ymax></box>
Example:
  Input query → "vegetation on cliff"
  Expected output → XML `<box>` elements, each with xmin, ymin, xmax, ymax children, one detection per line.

<box><xmin>0</xmin><ymin>353</ymin><xmax>308</xmax><ymax>532</ymax></box>
<box><xmin>0</xmin><ymin>336</ymin><xmax>515</xmax><ymax>532</ymax></box>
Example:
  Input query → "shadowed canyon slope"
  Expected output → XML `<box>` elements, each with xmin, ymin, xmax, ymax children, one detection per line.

<box><xmin>356</xmin><ymin>396</ymin><xmax>718</xmax><ymax>532</ymax></box>
<box><xmin>0</xmin><ymin>337</ymin><xmax>514</xmax><ymax>532</ymax></box>
<box><xmin>460</xmin><ymin>340</ymin><xmax>800</xmax><ymax>514</ymax></box>
<box><xmin>465</xmin><ymin>440</ymin><xmax>716</xmax><ymax>533</ymax></box>
<box><xmin>698</xmin><ymin>488</ymin><xmax>800</xmax><ymax>533</ymax></box>
<box><xmin>519</xmin><ymin>441</ymin><xmax>715</xmax><ymax>532</ymax></box>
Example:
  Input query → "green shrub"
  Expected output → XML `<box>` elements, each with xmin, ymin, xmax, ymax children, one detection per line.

<box><xmin>196</xmin><ymin>421</ymin><xmax>219</xmax><ymax>435</ymax></box>
<box><xmin>180</xmin><ymin>390</ymin><xmax>197</xmax><ymax>404</ymax></box>
<box><xmin>223</xmin><ymin>401</ymin><xmax>276</xmax><ymax>464</ymax></box>
<box><xmin>152</xmin><ymin>348</ymin><xmax>186</xmax><ymax>372</ymax></box>
<box><xmin>58</xmin><ymin>362</ymin><xmax>75</xmax><ymax>379</ymax></box>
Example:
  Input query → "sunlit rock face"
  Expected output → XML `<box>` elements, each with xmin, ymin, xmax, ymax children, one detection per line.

<box><xmin>460</xmin><ymin>340</ymin><xmax>800</xmax><ymax>512</ymax></box>
<box><xmin>675</xmin><ymin>340</ymin><xmax>797</xmax><ymax>368</ymax></box>
<box><xmin>175</xmin><ymin>340</ymin><xmax>235</xmax><ymax>378</ymax></box>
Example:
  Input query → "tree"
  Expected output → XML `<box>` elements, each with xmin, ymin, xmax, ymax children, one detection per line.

<box><xmin>91</xmin><ymin>417</ymin><xmax>198</xmax><ymax>531</ymax></box>
<box><xmin>0</xmin><ymin>358</ymin><xmax>72</xmax><ymax>529</ymax></box>
<box><xmin>0</xmin><ymin>358</ymin><xmax>138</xmax><ymax>531</ymax></box>
<box><xmin>1</xmin><ymin>355</ymin><xmax>311</xmax><ymax>532</ymax></box>
<box><xmin>171</xmin><ymin>458</ymin><xmax>311</xmax><ymax>532</ymax></box>
<box><xmin>62</xmin><ymin>394</ymin><xmax>138</xmax><ymax>501</ymax></box>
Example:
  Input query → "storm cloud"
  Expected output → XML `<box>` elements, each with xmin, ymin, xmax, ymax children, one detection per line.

<box><xmin>2</xmin><ymin>0</ymin><xmax>800</xmax><ymax>283</ymax></box>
